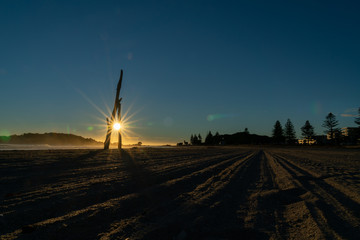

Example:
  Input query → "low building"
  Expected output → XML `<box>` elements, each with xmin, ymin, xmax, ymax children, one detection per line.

<box><xmin>326</xmin><ymin>130</ymin><xmax>342</xmax><ymax>140</ymax></box>
<box><xmin>341</xmin><ymin>127</ymin><xmax>360</xmax><ymax>145</ymax></box>
<box><xmin>298</xmin><ymin>135</ymin><xmax>327</xmax><ymax>145</ymax></box>
<box><xmin>298</xmin><ymin>138</ymin><xmax>317</xmax><ymax>145</ymax></box>
<box><xmin>341</xmin><ymin>127</ymin><xmax>358</xmax><ymax>136</ymax></box>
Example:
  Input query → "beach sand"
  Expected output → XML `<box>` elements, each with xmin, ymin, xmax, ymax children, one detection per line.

<box><xmin>1</xmin><ymin>147</ymin><xmax>360</xmax><ymax>239</ymax></box>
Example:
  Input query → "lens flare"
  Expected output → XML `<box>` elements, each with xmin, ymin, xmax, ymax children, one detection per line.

<box><xmin>79</xmin><ymin>90</ymin><xmax>141</xmax><ymax>144</ymax></box>
<box><xmin>113</xmin><ymin>122</ymin><xmax>121</xmax><ymax>131</ymax></box>
<box><xmin>207</xmin><ymin>113</ymin><xmax>237</xmax><ymax>122</ymax></box>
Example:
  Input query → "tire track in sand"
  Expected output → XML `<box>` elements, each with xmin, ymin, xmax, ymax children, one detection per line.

<box><xmin>266</xmin><ymin>152</ymin><xmax>326</xmax><ymax>239</ymax></box>
<box><xmin>235</xmin><ymin>151</ymin><xmax>283</xmax><ymax>240</ymax></box>
<box><xmin>0</xmin><ymin>150</ymin><xmax>255</xmax><ymax>240</ymax></box>
<box><xmin>99</xmin><ymin>150</ymin><xmax>259</xmax><ymax>240</ymax></box>
<box><xmin>268</xmin><ymin>152</ymin><xmax>360</xmax><ymax>240</ymax></box>
<box><xmin>0</xmin><ymin>149</ymin><xmax>248</xmax><ymax>235</ymax></box>
<box><xmin>3</xmin><ymin>148</ymin><xmax>358</xmax><ymax>240</ymax></box>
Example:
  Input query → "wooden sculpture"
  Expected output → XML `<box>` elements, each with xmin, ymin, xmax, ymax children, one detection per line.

<box><xmin>104</xmin><ymin>70</ymin><xmax>123</xmax><ymax>150</ymax></box>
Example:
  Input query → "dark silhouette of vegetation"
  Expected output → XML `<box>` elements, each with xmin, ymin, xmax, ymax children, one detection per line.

<box><xmin>205</xmin><ymin>131</ymin><xmax>214</xmax><ymax>145</ymax></box>
<box><xmin>322</xmin><ymin>112</ymin><xmax>339</xmax><ymax>144</ymax></box>
<box><xmin>190</xmin><ymin>133</ymin><xmax>202</xmax><ymax>145</ymax></box>
<box><xmin>221</xmin><ymin>131</ymin><xmax>271</xmax><ymax>145</ymax></box>
<box><xmin>214</xmin><ymin>131</ymin><xmax>221</xmax><ymax>145</ymax></box>
<box><xmin>355</xmin><ymin>107</ymin><xmax>360</xmax><ymax>126</ymax></box>
<box><xmin>244</xmin><ymin>128</ymin><xmax>249</xmax><ymax>134</ymax></box>
<box><xmin>189</xmin><ymin>129</ymin><xmax>270</xmax><ymax>146</ymax></box>
<box><xmin>284</xmin><ymin>119</ymin><xmax>296</xmax><ymax>144</ymax></box>
<box><xmin>348</xmin><ymin>107</ymin><xmax>360</xmax><ymax>145</ymax></box>
<box><xmin>184</xmin><ymin>108</ymin><xmax>360</xmax><ymax>146</ymax></box>
<box><xmin>301</xmin><ymin>120</ymin><xmax>315</xmax><ymax>144</ymax></box>
<box><xmin>204</xmin><ymin>131</ymin><xmax>223</xmax><ymax>145</ymax></box>
<box><xmin>191</xmin><ymin>134</ymin><xmax>197</xmax><ymax>145</ymax></box>
<box><xmin>272</xmin><ymin>120</ymin><xmax>284</xmax><ymax>144</ymax></box>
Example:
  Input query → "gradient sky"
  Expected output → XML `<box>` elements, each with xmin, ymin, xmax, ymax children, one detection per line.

<box><xmin>1</xmin><ymin>0</ymin><xmax>359</xmax><ymax>145</ymax></box>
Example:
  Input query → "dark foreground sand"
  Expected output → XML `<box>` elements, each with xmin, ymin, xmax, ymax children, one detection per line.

<box><xmin>1</xmin><ymin>147</ymin><xmax>360</xmax><ymax>239</ymax></box>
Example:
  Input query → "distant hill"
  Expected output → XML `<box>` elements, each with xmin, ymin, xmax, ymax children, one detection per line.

<box><xmin>0</xmin><ymin>133</ymin><xmax>102</xmax><ymax>146</ymax></box>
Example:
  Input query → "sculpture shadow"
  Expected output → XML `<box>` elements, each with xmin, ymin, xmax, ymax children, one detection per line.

<box><xmin>119</xmin><ymin>149</ymin><xmax>158</xmax><ymax>190</ymax></box>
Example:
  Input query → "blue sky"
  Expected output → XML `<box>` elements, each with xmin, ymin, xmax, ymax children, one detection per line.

<box><xmin>1</xmin><ymin>0</ymin><xmax>359</xmax><ymax>144</ymax></box>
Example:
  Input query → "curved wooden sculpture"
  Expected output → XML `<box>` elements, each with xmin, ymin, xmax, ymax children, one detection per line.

<box><xmin>104</xmin><ymin>70</ymin><xmax>123</xmax><ymax>150</ymax></box>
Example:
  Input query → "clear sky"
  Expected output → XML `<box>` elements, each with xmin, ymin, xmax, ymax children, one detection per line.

<box><xmin>1</xmin><ymin>0</ymin><xmax>359</xmax><ymax>145</ymax></box>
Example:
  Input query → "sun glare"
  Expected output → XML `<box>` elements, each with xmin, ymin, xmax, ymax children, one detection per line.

<box><xmin>113</xmin><ymin>122</ymin><xmax>121</xmax><ymax>131</ymax></box>
<box><xmin>80</xmin><ymin>90</ymin><xmax>140</xmax><ymax>144</ymax></box>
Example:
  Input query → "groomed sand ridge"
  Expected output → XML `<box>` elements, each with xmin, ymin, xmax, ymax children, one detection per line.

<box><xmin>1</xmin><ymin>147</ymin><xmax>359</xmax><ymax>239</ymax></box>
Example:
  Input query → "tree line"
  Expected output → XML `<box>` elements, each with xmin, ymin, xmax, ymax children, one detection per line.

<box><xmin>190</xmin><ymin>131</ymin><xmax>222</xmax><ymax>145</ymax></box>
<box><xmin>185</xmin><ymin>108</ymin><xmax>360</xmax><ymax>146</ymax></box>
<box><xmin>272</xmin><ymin>108</ymin><xmax>360</xmax><ymax>145</ymax></box>
<box><xmin>188</xmin><ymin>128</ymin><xmax>271</xmax><ymax>146</ymax></box>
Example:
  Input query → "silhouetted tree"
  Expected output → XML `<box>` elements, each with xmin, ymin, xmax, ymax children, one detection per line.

<box><xmin>272</xmin><ymin>120</ymin><xmax>284</xmax><ymax>144</ymax></box>
<box><xmin>301</xmin><ymin>120</ymin><xmax>315</xmax><ymax>144</ymax></box>
<box><xmin>244</xmin><ymin>128</ymin><xmax>249</xmax><ymax>134</ymax></box>
<box><xmin>198</xmin><ymin>133</ymin><xmax>202</xmax><ymax>145</ymax></box>
<box><xmin>353</xmin><ymin>108</ymin><xmax>360</xmax><ymax>142</ymax></box>
<box><xmin>214</xmin><ymin>132</ymin><xmax>220</xmax><ymax>145</ymax></box>
<box><xmin>190</xmin><ymin>134</ymin><xmax>194</xmax><ymax>145</ymax></box>
<box><xmin>333</xmin><ymin>129</ymin><xmax>343</xmax><ymax>145</ymax></box>
<box><xmin>355</xmin><ymin>107</ymin><xmax>360</xmax><ymax>126</ymax></box>
<box><xmin>193</xmin><ymin>135</ymin><xmax>198</xmax><ymax>145</ymax></box>
<box><xmin>322</xmin><ymin>112</ymin><xmax>339</xmax><ymax>144</ymax></box>
<box><xmin>205</xmin><ymin>131</ymin><xmax>214</xmax><ymax>145</ymax></box>
<box><xmin>284</xmin><ymin>119</ymin><xmax>296</xmax><ymax>144</ymax></box>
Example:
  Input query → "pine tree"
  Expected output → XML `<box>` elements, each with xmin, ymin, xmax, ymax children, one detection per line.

<box><xmin>205</xmin><ymin>131</ymin><xmax>214</xmax><ymax>145</ymax></box>
<box><xmin>272</xmin><ymin>120</ymin><xmax>284</xmax><ymax>144</ymax></box>
<box><xmin>193</xmin><ymin>135</ymin><xmax>198</xmax><ymax>145</ymax></box>
<box><xmin>190</xmin><ymin>134</ymin><xmax>194</xmax><ymax>145</ymax></box>
<box><xmin>322</xmin><ymin>112</ymin><xmax>339</xmax><ymax>143</ymax></box>
<box><xmin>355</xmin><ymin>107</ymin><xmax>360</xmax><ymax>126</ymax></box>
<box><xmin>353</xmin><ymin>108</ymin><xmax>360</xmax><ymax>141</ymax></box>
<box><xmin>301</xmin><ymin>120</ymin><xmax>315</xmax><ymax>144</ymax></box>
<box><xmin>214</xmin><ymin>132</ymin><xmax>220</xmax><ymax>145</ymax></box>
<box><xmin>284</xmin><ymin>119</ymin><xmax>296</xmax><ymax>144</ymax></box>
<box><xmin>198</xmin><ymin>134</ymin><xmax>202</xmax><ymax>145</ymax></box>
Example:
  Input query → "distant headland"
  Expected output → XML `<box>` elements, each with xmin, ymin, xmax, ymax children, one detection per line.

<box><xmin>0</xmin><ymin>133</ymin><xmax>102</xmax><ymax>146</ymax></box>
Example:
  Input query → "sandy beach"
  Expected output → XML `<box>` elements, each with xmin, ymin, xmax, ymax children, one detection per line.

<box><xmin>1</xmin><ymin>147</ymin><xmax>360</xmax><ymax>239</ymax></box>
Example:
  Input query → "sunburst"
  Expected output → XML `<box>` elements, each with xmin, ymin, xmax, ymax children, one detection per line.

<box><xmin>79</xmin><ymin>90</ymin><xmax>141</xmax><ymax>145</ymax></box>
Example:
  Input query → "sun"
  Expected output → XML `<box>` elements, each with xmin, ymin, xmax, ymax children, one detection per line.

<box><xmin>113</xmin><ymin>122</ymin><xmax>121</xmax><ymax>131</ymax></box>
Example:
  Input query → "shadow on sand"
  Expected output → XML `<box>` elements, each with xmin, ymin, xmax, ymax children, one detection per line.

<box><xmin>112</xmin><ymin>149</ymin><xmax>157</xmax><ymax>190</ymax></box>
